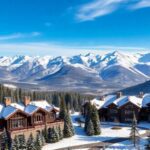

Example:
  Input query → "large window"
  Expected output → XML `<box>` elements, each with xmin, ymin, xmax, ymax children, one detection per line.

<box><xmin>34</xmin><ymin>113</ymin><xmax>43</xmax><ymax>124</ymax></box>
<box><xmin>12</xmin><ymin>119</ymin><xmax>24</xmax><ymax>128</ymax></box>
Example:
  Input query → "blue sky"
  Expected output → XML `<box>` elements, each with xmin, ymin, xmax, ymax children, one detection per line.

<box><xmin>0</xmin><ymin>0</ymin><xmax>150</xmax><ymax>56</ymax></box>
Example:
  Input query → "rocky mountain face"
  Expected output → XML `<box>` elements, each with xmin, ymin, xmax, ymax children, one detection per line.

<box><xmin>0</xmin><ymin>51</ymin><xmax>149</xmax><ymax>95</ymax></box>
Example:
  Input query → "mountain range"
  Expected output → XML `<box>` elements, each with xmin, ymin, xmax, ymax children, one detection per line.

<box><xmin>0</xmin><ymin>51</ymin><xmax>150</xmax><ymax>95</ymax></box>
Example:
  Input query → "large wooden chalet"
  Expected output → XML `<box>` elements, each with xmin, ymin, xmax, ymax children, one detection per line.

<box><xmin>0</xmin><ymin>96</ymin><xmax>64</xmax><ymax>140</ymax></box>
<box><xmin>82</xmin><ymin>92</ymin><xmax>150</xmax><ymax>123</ymax></box>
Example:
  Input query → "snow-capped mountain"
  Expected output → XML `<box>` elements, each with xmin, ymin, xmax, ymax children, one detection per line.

<box><xmin>0</xmin><ymin>51</ymin><xmax>150</xmax><ymax>94</ymax></box>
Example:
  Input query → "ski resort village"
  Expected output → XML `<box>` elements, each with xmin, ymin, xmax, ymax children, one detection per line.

<box><xmin>0</xmin><ymin>91</ymin><xmax>150</xmax><ymax>150</ymax></box>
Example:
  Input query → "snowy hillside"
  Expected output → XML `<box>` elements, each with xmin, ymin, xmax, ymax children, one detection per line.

<box><xmin>0</xmin><ymin>51</ymin><xmax>149</xmax><ymax>94</ymax></box>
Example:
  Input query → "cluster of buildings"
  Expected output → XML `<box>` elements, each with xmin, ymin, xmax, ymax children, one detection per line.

<box><xmin>0</xmin><ymin>96</ymin><xmax>64</xmax><ymax>141</ymax></box>
<box><xmin>83</xmin><ymin>92</ymin><xmax>150</xmax><ymax>123</ymax></box>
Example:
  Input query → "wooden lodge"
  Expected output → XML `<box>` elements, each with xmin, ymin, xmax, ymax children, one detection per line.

<box><xmin>83</xmin><ymin>92</ymin><xmax>150</xmax><ymax>123</ymax></box>
<box><xmin>0</xmin><ymin>96</ymin><xmax>64</xmax><ymax>141</ymax></box>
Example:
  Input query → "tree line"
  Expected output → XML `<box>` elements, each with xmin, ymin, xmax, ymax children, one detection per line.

<box><xmin>0</xmin><ymin>84</ymin><xmax>93</xmax><ymax>112</ymax></box>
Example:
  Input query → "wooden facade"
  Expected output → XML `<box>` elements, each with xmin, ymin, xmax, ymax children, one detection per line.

<box><xmin>0</xmin><ymin>106</ymin><xmax>64</xmax><ymax>141</ymax></box>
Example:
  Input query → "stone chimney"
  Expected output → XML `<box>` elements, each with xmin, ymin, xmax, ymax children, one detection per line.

<box><xmin>24</xmin><ymin>96</ymin><xmax>31</xmax><ymax>106</ymax></box>
<box><xmin>138</xmin><ymin>92</ymin><xmax>144</xmax><ymax>98</ymax></box>
<box><xmin>116</xmin><ymin>92</ymin><xmax>122</xmax><ymax>98</ymax></box>
<box><xmin>4</xmin><ymin>97</ymin><xmax>12</xmax><ymax>106</ymax></box>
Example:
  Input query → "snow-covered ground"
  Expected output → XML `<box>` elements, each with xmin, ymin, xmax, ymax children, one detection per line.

<box><xmin>42</xmin><ymin>113</ymin><xmax>149</xmax><ymax>150</ymax></box>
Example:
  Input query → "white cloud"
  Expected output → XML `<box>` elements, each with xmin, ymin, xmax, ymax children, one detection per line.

<box><xmin>76</xmin><ymin>0</ymin><xmax>127</xmax><ymax>21</ymax></box>
<box><xmin>0</xmin><ymin>32</ymin><xmax>41</xmax><ymax>41</ymax></box>
<box><xmin>0</xmin><ymin>42</ymin><xmax>148</xmax><ymax>56</ymax></box>
<box><xmin>130</xmin><ymin>0</ymin><xmax>150</xmax><ymax>10</ymax></box>
<box><xmin>76</xmin><ymin>0</ymin><xmax>150</xmax><ymax>22</ymax></box>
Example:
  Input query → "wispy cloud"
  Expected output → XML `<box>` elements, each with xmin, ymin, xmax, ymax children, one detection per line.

<box><xmin>76</xmin><ymin>0</ymin><xmax>150</xmax><ymax>22</ymax></box>
<box><xmin>0</xmin><ymin>32</ymin><xmax>41</xmax><ymax>41</ymax></box>
<box><xmin>0</xmin><ymin>42</ymin><xmax>148</xmax><ymax>56</ymax></box>
<box><xmin>76</xmin><ymin>0</ymin><xmax>127</xmax><ymax>22</ymax></box>
<box><xmin>130</xmin><ymin>0</ymin><xmax>150</xmax><ymax>10</ymax></box>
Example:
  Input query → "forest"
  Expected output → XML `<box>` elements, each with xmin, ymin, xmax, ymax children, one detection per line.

<box><xmin>0</xmin><ymin>84</ymin><xmax>94</xmax><ymax>112</ymax></box>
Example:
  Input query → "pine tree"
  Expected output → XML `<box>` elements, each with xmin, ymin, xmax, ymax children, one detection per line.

<box><xmin>91</xmin><ymin>105</ymin><xmax>101</xmax><ymax>135</ymax></box>
<box><xmin>18</xmin><ymin>134</ymin><xmax>26</xmax><ymax>150</ymax></box>
<box><xmin>12</xmin><ymin>135</ymin><xmax>19</xmax><ymax>150</ymax></box>
<box><xmin>35</xmin><ymin>133</ymin><xmax>42</xmax><ymax>150</ymax></box>
<box><xmin>86</xmin><ymin>119</ymin><xmax>94</xmax><ymax>136</ymax></box>
<box><xmin>84</xmin><ymin>102</ymin><xmax>92</xmax><ymax>132</ymax></box>
<box><xmin>42</xmin><ymin>126</ymin><xmax>48</xmax><ymax>143</ymax></box>
<box><xmin>130</xmin><ymin>113</ymin><xmax>140</xmax><ymax>148</ymax></box>
<box><xmin>59</xmin><ymin>99</ymin><xmax>67</xmax><ymax>120</ymax></box>
<box><xmin>1</xmin><ymin>128</ymin><xmax>10</xmax><ymax>150</ymax></box>
<box><xmin>58</xmin><ymin>126</ymin><xmax>63</xmax><ymax>140</ymax></box>
<box><xmin>48</xmin><ymin>127</ymin><xmax>59</xmax><ymax>143</ymax></box>
<box><xmin>63</xmin><ymin>112</ymin><xmax>75</xmax><ymax>138</ymax></box>
<box><xmin>27</xmin><ymin>133</ymin><xmax>35</xmax><ymax>150</ymax></box>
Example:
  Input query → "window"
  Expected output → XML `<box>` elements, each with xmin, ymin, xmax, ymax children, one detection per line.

<box><xmin>34</xmin><ymin>113</ymin><xmax>43</xmax><ymax>124</ymax></box>
<box><xmin>11</xmin><ymin>118</ymin><xmax>24</xmax><ymax>129</ymax></box>
<box><xmin>109</xmin><ymin>109</ymin><xmax>118</xmax><ymax>114</ymax></box>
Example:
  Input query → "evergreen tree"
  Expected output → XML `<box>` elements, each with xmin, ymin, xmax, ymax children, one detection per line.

<box><xmin>63</xmin><ymin>112</ymin><xmax>75</xmax><ymax>138</ymax></box>
<box><xmin>130</xmin><ymin>113</ymin><xmax>140</xmax><ymax>148</ymax></box>
<box><xmin>42</xmin><ymin>126</ymin><xmax>48</xmax><ymax>143</ymax></box>
<box><xmin>91</xmin><ymin>105</ymin><xmax>101</xmax><ymax>135</ymax></box>
<box><xmin>27</xmin><ymin>133</ymin><xmax>35</xmax><ymax>150</ymax></box>
<box><xmin>58</xmin><ymin>126</ymin><xmax>63</xmax><ymax>140</ymax></box>
<box><xmin>35</xmin><ymin>133</ymin><xmax>42</xmax><ymax>150</ymax></box>
<box><xmin>59</xmin><ymin>99</ymin><xmax>67</xmax><ymax>120</ymax></box>
<box><xmin>86</xmin><ymin>119</ymin><xmax>94</xmax><ymax>136</ymax></box>
<box><xmin>1</xmin><ymin>128</ymin><xmax>10</xmax><ymax>150</ymax></box>
<box><xmin>48</xmin><ymin>127</ymin><xmax>59</xmax><ymax>143</ymax></box>
<box><xmin>18</xmin><ymin>134</ymin><xmax>26</xmax><ymax>150</ymax></box>
<box><xmin>12</xmin><ymin>135</ymin><xmax>19</xmax><ymax>150</ymax></box>
<box><xmin>84</xmin><ymin>102</ymin><xmax>92</xmax><ymax>132</ymax></box>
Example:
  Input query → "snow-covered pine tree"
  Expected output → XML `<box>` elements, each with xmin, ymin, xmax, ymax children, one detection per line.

<box><xmin>91</xmin><ymin>105</ymin><xmax>101</xmax><ymax>135</ymax></box>
<box><xmin>84</xmin><ymin>102</ymin><xmax>92</xmax><ymax>132</ymax></box>
<box><xmin>58</xmin><ymin>126</ymin><xmax>63</xmax><ymax>140</ymax></box>
<box><xmin>35</xmin><ymin>133</ymin><xmax>42</xmax><ymax>150</ymax></box>
<box><xmin>49</xmin><ymin>127</ymin><xmax>59</xmax><ymax>143</ymax></box>
<box><xmin>12</xmin><ymin>135</ymin><xmax>19</xmax><ymax>150</ymax></box>
<box><xmin>40</xmin><ymin>133</ymin><xmax>45</xmax><ymax>146</ymax></box>
<box><xmin>27</xmin><ymin>133</ymin><xmax>35</xmax><ymax>150</ymax></box>
<box><xmin>63</xmin><ymin>112</ymin><xmax>75</xmax><ymax>138</ymax></box>
<box><xmin>130</xmin><ymin>113</ymin><xmax>140</xmax><ymax>148</ymax></box>
<box><xmin>1</xmin><ymin>128</ymin><xmax>11</xmax><ymax>150</ymax></box>
<box><xmin>18</xmin><ymin>134</ymin><xmax>26</xmax><ymax>150</ymax></box>
<box><xmin>86</xmin><ymin>119</ymin><xmax>94</xmax><ymax>136</ymax></box>
<box><xmin>42</xmin><ymin>126</ymin><xmax>48</xmax><ymax>143</ymax></box>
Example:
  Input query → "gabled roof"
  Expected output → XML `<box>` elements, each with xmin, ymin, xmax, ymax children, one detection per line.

<box><xmin>102</xmin><ymin>95</ymin><xmax>117</xmax><ymax>108</ymax></box>
<box><xmin>142</xmin><ymin>94</ymin><xmax>150</xmax><ymax>107</ymax></box>
<box><xmin>0</xmin><ymin>100</ymin><xmax>57</xmax><ymax>119</ymax></box>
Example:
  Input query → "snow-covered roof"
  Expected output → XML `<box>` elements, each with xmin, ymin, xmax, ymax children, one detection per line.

<box><xmin>102</xmin><ymin>95</ymin><xmax>117</xmax><ymax>108</ymax></box>
<box><xmin>0</xmin><ymin>100</ymin><xmax>57</xmax><ymax>119</ymax></box>
<box><xmin>142</xmin><ymin>94</ymin><xmax>150</xmax><ymax>107</ymax></box>
<box><xmin>86</xmin><ymin>94</ymin><xmax>149</xmax><ymax>110</ymax></box>
<box><xmin>0</xmin><ymin>105</ymin><xmax>18</xmax><ymax>119</ymax></box>
<box><xmin>90</xmin><ymin>98</ymin><xmax>105</xmax><ymax>109</ymax></box>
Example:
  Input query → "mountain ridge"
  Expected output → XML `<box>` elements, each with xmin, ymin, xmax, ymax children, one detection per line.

<box><xmin>0</xmin><ymin>51</ymin><xmax>149</xmax><ymax>95</ymax></box>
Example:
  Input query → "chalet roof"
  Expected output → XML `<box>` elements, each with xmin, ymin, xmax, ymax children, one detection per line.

<box><xmin>117</xmin><ymin>96</ymin><xmax>143</xmax><ymax>108</ymax></box>
<box><xmin>142</xmin><ymin>94</ymin><xmax>150</xmax><ymax>107</ymax></box>
<box><xmin>102</xmin><ymin>95</ymin><xmax>117</xmax><ymax>108</ymax></box>
<box><xmin>0</xmin><ymin>100</ymin><xmax>57</xmax><ymax>119</ymax></box>
<box><xmin>0</xmin><ymin>105</ymin><xmax>17</xmax><ymax>119</ymax></box>
<box><xmin>90</xmin><ymin>98</ymin><xmax>105</xmax><ymax>109</ymax></box>
<box><xmin>85</xmin><ymin>94</ymin><xmax>149</xmax><ymax>110</ymax></box>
